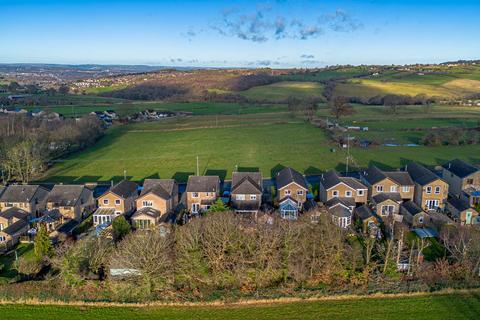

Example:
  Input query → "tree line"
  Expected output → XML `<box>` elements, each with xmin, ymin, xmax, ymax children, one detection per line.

<box><xmin>9</xmin><ymin>211</ymin><xmax>479</xmax><ymax>302</ymax></box>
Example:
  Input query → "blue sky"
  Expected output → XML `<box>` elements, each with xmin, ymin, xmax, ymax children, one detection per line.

<box><xmin>0</xmin><ymin>0</ymin><xmax>479</xmax><ymax>67</ymax></box>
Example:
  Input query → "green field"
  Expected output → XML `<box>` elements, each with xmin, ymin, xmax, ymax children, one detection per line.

<box><xmin>0</xmin><ymin>292</ymin><xmax>479</xmax><ymax>319</ymax></box>
<box><xmin>42</xmin><ymin>107</ymin><xmax>480</xmax><ymax>183</ymax></box>
<box><xmin>239</xmin><ymin>81</ymin><xmax>325</xmax><ymax>102</ymax></box>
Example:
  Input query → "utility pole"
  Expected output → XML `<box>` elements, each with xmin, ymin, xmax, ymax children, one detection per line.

<box><xmin>196</xmin><ymin>156</ymin><xmax>199</xmax><ymax>176</ymax></box>
<box><xmin>346</xmin><ymin>134</ymin><xmax>350</xmax><ymax>175</ymax></box>
<box><xmin>123</xmin><ymin>169</ymin><xmax>127</xmax><ymax>180</ymax></box>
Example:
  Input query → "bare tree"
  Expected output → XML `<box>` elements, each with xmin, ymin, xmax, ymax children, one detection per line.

<box><xmin>330</xmin><ymin>96</ymin><xmax>355</xmax><ymax>121</ymax></box>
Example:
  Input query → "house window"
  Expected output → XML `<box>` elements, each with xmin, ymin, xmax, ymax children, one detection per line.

<box><xmin>345</xmin><ymin>190</ymin><xmax>352</xmax><ymax>197</ymax></box>
<box><xmin>402</xmin><ymin>186</ymin><xmax>410</xmax><ymax>193</ymax></box>
<box><xmin>204</xmin><ymin>205</ymin><xmax>211</xmax><ymax>211</ymax></box>
<box><xmin>381</xmin><ymin>205</ymin><xmax>395</xmax><ymax>216</ymax></box>
<box><xmin>0</xmin><ymin>223</ymin><xmax>3</xmax><ymax>231</ymax></box>
<box><xmin>466</xmin><ymin>179</ymin><xmax>474</xmax><ymax>185</ymax></box>
<box><xmin>358</xmin><ymin>190</ymin><xmax>365</xmax><ymax>196</ymax></box>
<box><xmin>135</xmin><ymin>219</ymin><xmax>151</xmax><ymax>229</ymax></box>
<box><xmin>434</xmin><ymin>186</ymin><xmax>441</xmax><ymax>194</ymax></box>
<box><xmin>425</xmin><ymin>200</ymin><xmax>439</xmax><ymax>210</ymax></box>
<box><xmin>284</xmin><ymin>190</ymin><xmax>291</xmax><ymax>196</ymax></box>
<box><xmin>390</xmin><ymin>185</ymin><xmax>397</xmax><ymax>192</ymax></box>
<box><xmin>115</xmin><ymin>199</ymin><xmax>121</xmax><ymax>205</ymax></box>
<box><xmin>418</xmin><ymin>216</ymin><xmax>424</xmax><ymax>224</ymax></box>
<box><xmin>0</xmin><ymin>236</ymin><xmax>5</xmax><ymax>242</ymax></box>
<box><xmin>281</xmin><ymin>209</ymin><xmax>298</xmax><ymax>221</ymax></box>
<box><xmin>332</xmin><ymin>190</ymin><xmax>339</xmax><ymax>197</ymax></box>
<box><xmin>142</xmin><ymin>200</ymin><xmax>153</xmax><ymax>207</ymax></box>
<box><xmin>192</xmin><ymin>192</ymin><xmax>199</xmax><ymax>198</ymax></box>
<box><xmin>236</xmin><ymin>194</ymin><xmax>246</xmax><ymax>201</ymax></box>
<box><xmin>297</xmin><ymin>190</ymin><xmax>304</xmax><ymax>196</ymax></box>
<box><xmin>192</xmin><ymin>203</ymin><xmax>200</xmax><ymax>213</ymax></box>
<box><xmin>103</xmin><ymin>199</ymin><xmax>109</xmax><ymax>205</ymax></box>
<box><xmin>376</xmin><ymin>185</ymin><xmax>384</xmax><ymax>192</ymax></box>
<box><xmin>250</xmin><ymin>195</ymin><xmax>257</xmax><ymax>200</ymax></box>
<box><xmin>426</xmin><ymin>186</ymin><xmax>432</xmax><ymax>194</ymax></box>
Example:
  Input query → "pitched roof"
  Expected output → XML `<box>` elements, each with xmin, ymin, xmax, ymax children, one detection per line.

<box><xmin>321</xmin><ymin>170</ymin><xmax>366</xmax><ymax>190</ymax></box>
<box><xmin>186</xmin><ymin>176</ymin><xmax>220</xmax><ymax>193</ymax></box>
<box><xmin>341</xmin><ymin>177</ymin><xmax>367</xmax><ymax>190</ymax></box>
<box><xmin>362</xmin><ymin>166</ymin><xmax>387</xmax><ymax>185</ymax></box>
<box><xmin>276</xmin><ymin>167</ymin><xmax>308</xmax><ymax>190</ymax></box>
<box><xmin>47</xmin><ymin>185</ymin><xmax>88</xmax><ymax>206</ymax></box>
<box><xmin>442</xmin><ymin>159</ymin><xmax>479</xmax><ymax>178</ymax></box>
<box><xmin>0</xmin><ymin>207</ymin><xmax>30</xmax><ymax>220</ymax></box>
<box><xmin>372</xmin><ymin>192</ymin><xmax>402</xmax><ymax>204</ymax></box>
<box><xmin>406</xmin><ymin>162</ymin><xmax>441</xmax><ymax>185</ymax></box>
<box><xmin>279</xmin><ymin>196</ymin><xmax>299</xmax><ymax>205</ymax></box>
<box><xmin>0</xmin><ymin>185</ymin><xmax>48</xmax><ymax>203</ymax></box>
<box><xmin>401</xmin><ymin>200</ymin><xmax>424</xmax><ymax>216</ymax></box>
<box><xmin>231</xmin><ymin>172</ymin><xmax>262</xmax><ymax>194</ymax></box>
<box><xmin>108</xmin><ymin>180</ymin><xmax>138</xmax><ymax>199</ymax></box>
<box><xmin>2</xmin><ymin>218</ymin><xmax>28</xmax><ymax>235</ymax></box>
<box><xmin>140</xmin><ymin>179</ymin><xmax>176</xmax><ymax>200</ymax></box>
<box><xmin>131</xmin><ymin>207</ymin><xmax>161</xmax><ymax>219</ymax></box>
<box><xmin>320</xmin><ymin>170</ymin><xmax>342</xmax><ymax>189</ymax></box>
<box><xmin>325</xmin><ymin>197</ymin><xmax>355</xmax><ymax>209</ymax></box>
<box><xmin>362</xmin><ymin>166</ymin><xmax>414</xmax><ymax>186</ymax></box>
<box><xmin>447</xmin><ymin>197</ymin><xmax>473</xmax><ymax>212</ymax></box>
<box><xmin>385</xmin><ymin>172</ymin><xmax>414</xmax><ymax>186</ymax></box>
<box><xmin>354</xmin><ymin>205</ymin><xmax>374</xmax><ymax>220</ymax></box>
<box><xmin>93</xmin><ymin>207</ymin><xmax>116</xmax><ymax>216</ymax></box>
<box><xmin>328</xmin><ymin>205</ymin><xmax>352</xmax><ymax>218</ymax></box>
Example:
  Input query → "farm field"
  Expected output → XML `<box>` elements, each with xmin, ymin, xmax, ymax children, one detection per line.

<box><xmin>0</xmin><ymin>292</ymin><xmax>479</xmax><ymax>320</ymax></box>
<box><xmin>239</xmin><ymin>81</ymin><xmax>325</xmax><ymax>102</ymax></box>
<box><xmin>334</xmin><ymin>77</ymin><xmax>480</xmax><ymax>99</ymax></box>
<box><xmin>43</xmin><ymin>108</ymin><xmax>480</xmax><ymax>183</ymax></box>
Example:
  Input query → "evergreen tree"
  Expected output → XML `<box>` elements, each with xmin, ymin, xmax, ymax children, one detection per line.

<box><xmin>208</xmin><ymin>198</ymin><xmax>228</xmax><ymax>213</ymax></box>
<box><xmin>112</xmin><ymin>216</ymin><xmax>131</xmax><ymax>242</ymax></box>
<box><xmin>34</xmin><ymin>224</ymin><xmax>54</xmax><ymax>262</ymax></box>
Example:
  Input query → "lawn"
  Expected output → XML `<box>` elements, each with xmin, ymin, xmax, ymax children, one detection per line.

<box><xmin>239</xmin><ymin>81</ymin><xmax>325</xmax><ymax>102</ymax></box>
<box><xmin>0</xmin><ymin>243</ymin><xmax>34</xmax><ymax>284</ymax></box>
<box><xmin>42</xmin><ymin>110</ymin><xmax>480</xmax><ymax>183</ymax></box>
<box><xmin>0</xmin><ymin>292</ymin><xmax>479</xmax><ymax>319</ymax></box>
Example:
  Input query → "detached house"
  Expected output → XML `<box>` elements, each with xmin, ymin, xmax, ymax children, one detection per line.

<box><xmin>0</xmin><ymin>208</ymin><xmax>30</xmax><ymax>251</ymax></box>
<box><xmin>94</xmin><ymin>180</ymin><xmax>139</xmax><ymax>226</ymax></box>
<box><xmin>131</xmin><ymin>179</ymin><xmax>178</xmax><ymax>229</ymax></box>
<box><xmin>360</xmin><ymin>166</ymin><xmax>415</xmax><ymax>201</ymax></box>
<box><xmin>0</xmin><ymin>185</ymin><xmax>49</xmax><ymax>216</ymax></box>
<box><xmin>186</xmin><ymin>176</ymin><xmax>220</xmax><ymax>214</ymax></box>
<box><xmin>46</xmin><ymin>185</ymin><xmax>95</xmax><ymax>221</ymax></box>
<box><xmin>230</xmin><ymin>172</ymin><xmax>263</xmax><ymax>215</ymax></box>
<box><xmin>442</xmin><ymin>159</ymin><xmax>480</xmax><ymax>206</ymax></box>
<box><xmin>319</xmin><ymin>170</ymin><xmax>368</xmax><ymax>205</ymax></box>
<box><xmin>407</xmin><ymin>162</ymin><xmax>449</xmax><ymax>212</ymax></box>
<box><xmin>276</xmin><ymin>167</ymin><xmax>309</xmax><ymax>220</ymax></box>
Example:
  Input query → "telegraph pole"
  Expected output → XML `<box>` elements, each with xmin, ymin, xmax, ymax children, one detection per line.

<box><xmin>196</xmin><ymin>156</ymin><xmax>199</xmax><ymax>176</ymax></box>
<box><xmin>346</xmin><ymin>134</ymin><xmax>350</xmax><ymax>175</ymax></box>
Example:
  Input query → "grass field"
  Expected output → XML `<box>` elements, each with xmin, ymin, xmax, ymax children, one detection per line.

<box><xmin>334</xmin><ymin>77</ymin><xmax>480</xmax><ymax>99</ymax></box>
<box><xmin>239</xmin><ymin>81</ymin><xmax>324</xmax><ymax>102</ymax></box>
<box><xmin>0</xmin><ymin>292</ymin><xmax>479</xmax><ymax>319</ymax></box>
<box><xmin>42</xmin><ymin>108</ymin><xmax>480</xmax><ymax>183</ymax></box>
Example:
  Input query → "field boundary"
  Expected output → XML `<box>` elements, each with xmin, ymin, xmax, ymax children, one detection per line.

<box><xmin>0</xmin><ymin>288</ymin><xmax>478</xmax><ymax>308</ymax></box>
